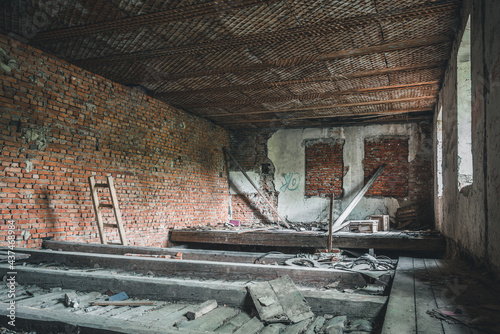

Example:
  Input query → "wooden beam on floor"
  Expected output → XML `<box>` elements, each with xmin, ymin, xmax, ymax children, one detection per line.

<box><xmin>0</xmin><ymin>264</ymin><xmax>387</xmax><ymax>321</ymax></box>
<box><xmin>169</xmin><ymin>230</ymin><xmax>446</xmax><ymax>252</ymax></box>
<box><xmin>42</xmin><ymin>240</ymin><xmax>295</xmax><ymax>264</ymax></box>
<box><xmin>14</xmin><ymin>249</ymin><xmax>367</xmax><ymax>288</ymax></box>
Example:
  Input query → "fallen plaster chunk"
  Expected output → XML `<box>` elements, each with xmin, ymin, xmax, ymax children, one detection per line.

<box><xmin>64</xmin><ymin>292</ymin><xmax>79</xmax><ymax>308</ymax></box>
<box><xmin>247</xmin><ymin>275</ymin><xmax>314</xmax><ymax>324</ymax></box>
<box><xmin>185</xmin><ymin>299</ymin><xmax>217</xmax><ymax>320</ymax></box>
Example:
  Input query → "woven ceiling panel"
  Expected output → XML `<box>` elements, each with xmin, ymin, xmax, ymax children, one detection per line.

<box><xmin>0</xmin><ymin>0</ymin><xmax>462</xmax><ymax>129</ymax></box>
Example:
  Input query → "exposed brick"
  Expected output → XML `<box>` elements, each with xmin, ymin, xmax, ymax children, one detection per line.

<box><xmin>304</xmin><ymin>139</ymin><xmax>344</xmax><ymax>198</ymax></box>
<box><xmin>364</xmin><ymin>137</ymin><xmax>409</xmax><ymax>197</ymax></box>
<box><xmin>0</xmin><ymin>33</ymin><xmax>230</xmax><ymax>248</ymax></box>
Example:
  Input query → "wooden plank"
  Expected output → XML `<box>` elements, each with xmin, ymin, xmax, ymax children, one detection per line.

<box><xmin>247</xmin><ymin>280</ymin><xmax>286</xmax><ymax>322</ymax></box>
<box><xmin>92</xmin><ymin>301</ymin><xmax>156</xmax><ymax>306</ymax></box>
<box><xmin>140</xmin><ymin>303</ymin><xmax>189</xmax><ymax>323</ymax></box>
<box><xmin>0</xmin><ymin>302</ymin><xmax>210</xmax><ymax>334</ymax></box>
<box><xmin>169</xmin><ymin>230</ymin><xmax>446</xmax><ymax>252</ymax></box>
<box><xmin>413</xmin><ymin>258</ymin><xmax>445</xmax><ymax>333</ymax></box>
<box><xmin>215</xmin><ymin>312</ymin><xmax>251</xmax><ymax>332</ymax></box>
<box><xmin>17</xmin><ymin>291</ymin><xmax>70</xmax><ymax>307</ymax></box>
<box><xmin>19</xmin><ymin>249</ymin><xmax>367</xmax><ymax>288</ymax></box>
<box><xmin>179</xmin><ymin>307</ymin><xmax>240</xmax><ymax>331</ymax></box>
<box><xmin>268</xmin><ymin>275</ymin><xmax>314</xmax><ymax>323</ymax></box>
<box><xmin>42</xmin><ymin>240</ymin><xmax>296</xmax><ymax>264</ymax></box>
<box><xmin>381</xmin><ymin>257</ymin><xmax>416</xmax><ymax>334</ymax></box>
<box><xmin>112</xmin><ymin>305</ymin><xmax>157</xmax><ymax>320</ymax></box>
<box><xmin>247</xmin><ymin>276</ymin><xmax>314</xmax><ymax>324</ymax></box>
<box><xmin>233</xmin><ymin>317</ymin><xmax>264</xmax><ymax>334</ymax></box>
<box><xmin>88</xmin><ymin>176</ymin><xmax>107</xmax><ymax>244</ymax></box>
<box><xmin>185</xmin><ymin>299</ymin><xmax>217</xmax><ymax>320</ymax></box>
<box><xmin>107</xmin><ymin>176</ymin><xmax>127</xmax><ymax>246</ymax></box>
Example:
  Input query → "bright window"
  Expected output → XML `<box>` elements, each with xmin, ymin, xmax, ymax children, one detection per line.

<box><xmin>457</xmin><ymin>16</ymin><xmax>473</xmax><ymax>190</ymax></box>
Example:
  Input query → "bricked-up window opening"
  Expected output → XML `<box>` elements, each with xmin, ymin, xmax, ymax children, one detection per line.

<box><xmin>364</xmin><ymin>138</ymin><xmax>409</xmax><ymax>197</ymax></box>
<box><xmin>437</xmin><ymin>106</ymin><xmax>444</xmax><ymax>197</ymax></box>
<box><xmin>457</xmin><ymin>15</ymin><xmax>473</xmax><ymax>190</ymax></box>
<box><xmin>304</xmin><ymin>139</ymin><xmax>344</xmax><ymax>198</ymax></box>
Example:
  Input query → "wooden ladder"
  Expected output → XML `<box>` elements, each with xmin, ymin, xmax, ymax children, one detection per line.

<box><xmin>88</xmin><ymin>176</ymin><xmax>127</xmax><ymax>245</ymax></box>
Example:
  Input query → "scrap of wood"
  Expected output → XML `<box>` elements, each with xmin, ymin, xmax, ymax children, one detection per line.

<box><xmin>92</xmin><ymin>301</ymin><xmax>156</xmax><ymax>306</ymax></box>
<box><xmin>185</xmin><ymin>299</ymin><xmax>217</xmax><ymax>320</ymax></box>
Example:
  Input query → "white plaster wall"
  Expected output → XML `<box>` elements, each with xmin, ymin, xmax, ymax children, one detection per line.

<box><xmin>267</xmin><ymin>124</ymin><xmax>424</xmax><ymax>223</ymax></box>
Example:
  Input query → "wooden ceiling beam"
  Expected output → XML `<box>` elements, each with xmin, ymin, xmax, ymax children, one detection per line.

<box><xmin>162</xmin><ymin>62</ymin><xmax>445</xmax><ymax>108</ymax></box>
<box><xmin>123</xmin><ymin>35</ymin><xmax>450</xmax><ymax>83</ymax></box>
<box><xmin>210</xmin><ymin>96</ymin><xmax>436</xmax><ymax>118</ymax></box>
<box><xmin>33</xmin><ymin>0</ymin><xmax>281</xmax><ymax>43</ymax></box>
<box><xmin>74</xmin><ymin>1</ymin><xmax>460</xmax><ymax>65</ymax></box>
<box><xmin>216</xmin><ymin>107</ymin><xmax>434</xmax><ymax>125</ymax></box>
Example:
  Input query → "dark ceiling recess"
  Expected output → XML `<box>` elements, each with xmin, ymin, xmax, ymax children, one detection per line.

<box><xmin>0</xmin><ymin>0</ymin><xmax>460</xmax><ymax>130</ymax></box>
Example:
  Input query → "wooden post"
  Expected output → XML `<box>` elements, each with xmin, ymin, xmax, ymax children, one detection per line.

<box><xmin>223</xmin><ymin>147</ymin><xmax>290</xmax><ymax>229</ymax></box>
<box><xmin>328</xmin><ymin>194</ymin><xmax>334</xmax><ymax>252</ymax></box>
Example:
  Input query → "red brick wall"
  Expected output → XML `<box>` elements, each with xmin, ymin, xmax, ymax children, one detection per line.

<box><xmin>305</xmin><ymin>139</ymin><xmax>344</xmax><ymax>198</ymax></box>
<box><xmin>0</xmin><ymin>34</ymin><xmax>230</xmax><ymax>248</ymax></box>
<box><xmin>364</xmin><ymin>137</ymin><xmax>409</xmax><ymax>197</ymax></box>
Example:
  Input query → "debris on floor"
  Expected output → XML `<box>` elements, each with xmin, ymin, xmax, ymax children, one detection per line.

<box><xmin>247</xmin><ymin>275</ymin><xmax>314</xmax><ymax>324</ymax></box>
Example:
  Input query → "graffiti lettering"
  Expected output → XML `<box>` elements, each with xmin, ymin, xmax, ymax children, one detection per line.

<box><xmin>280</xmin><ymin>173</ymin><xmax>300</xmax><ymax>192</ymax></box>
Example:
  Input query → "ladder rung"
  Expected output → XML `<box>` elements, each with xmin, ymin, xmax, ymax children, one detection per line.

<box><xmin>103</xmin><ymin>223</ymin><xmax>118</xmax><ymax>228</ymax></box>
<box><xmin>94</xmin><ymin>183</ymin><xmax>109</xmax><ymax>188</ymax></box>
<box><xmin>99</xmin><ymin>203</ymin><xmax>114</xmax><ymax>208</ymax></box>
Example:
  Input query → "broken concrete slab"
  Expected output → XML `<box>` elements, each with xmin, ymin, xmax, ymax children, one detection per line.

<box><xmin>248</xmin><ymin>275</ymin><xmax>314</xmax><ymax>324</ymax></box>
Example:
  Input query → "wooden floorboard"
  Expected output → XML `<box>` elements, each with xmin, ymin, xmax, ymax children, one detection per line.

<box><xmin>381</xmin><ymin>257</ymin><xmax>417</xmax><ymax>334</ymax></box>
<box><xmin>413</xmin><ymin>258</ymin><xmax>444</xmax><ymax>334</ymax></box>
<box><xmin>169</xmin><ymin>229</ymin><xmax>446</xmax><ymax>252</ymax></box>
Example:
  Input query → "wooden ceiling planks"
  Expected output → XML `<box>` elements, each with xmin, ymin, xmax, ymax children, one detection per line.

<box><xmin>0</xmin><ymin>0</ymin><xmax>462</xmax><ymax>129</ymax></box>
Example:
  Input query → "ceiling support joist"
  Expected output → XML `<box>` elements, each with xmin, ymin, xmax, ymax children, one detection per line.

<box><xmin>185</xmin><ymin>81</ymin><xmax>440</xmax><ymax>109</ymax></box>
<box><xmin>212</xmin><ymin>97</ymin><xmax>436</xmax><ymax>120</ymax></box>
<box><xmin>124</xmin><ymin>35</ymin><xmax>450</xmax><ymax>83</ymax></box>
<box><xmin>209</xmin><ymin>96</ymin><xmax>437</xmax><ymax>118</ymax></box>
<box><xmin>217</xmin><ymin>107</ymin><xmax>434</xmax><ymax>125</ymax></box>
<box><xmin>73</xmin><ymin>1</ymin><xmax>460</xmax><ymax>65</ymax></box>
<box><xmin>154</xmin><ymin>60</ymin><xmax>445</xmax><ymax>98</ymax></box>
<box><xmin>161</xmin><ymin>62</ymin><xmax>445</xmax><ymax>108</ymax></box>
<box><xmin>33</xmin><ymin>0</ymin><xmax>281</xmax><ymax>43</ymax></box>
